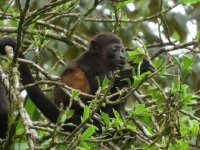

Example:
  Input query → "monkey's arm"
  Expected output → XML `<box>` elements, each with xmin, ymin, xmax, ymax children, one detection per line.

<box><xmin>113</xmin><ymin>59</ymin><xmax>155</xmax><ymax>88</ymax></box>
<box><xmin>0</xmin><ymin>37</ymin><xmax>60</xmax><ymax>124</ymax></box>
<box><xmin>128</xmin><ymin>59</ymin><xmax>155</xmax><ymax>73</ymax></box>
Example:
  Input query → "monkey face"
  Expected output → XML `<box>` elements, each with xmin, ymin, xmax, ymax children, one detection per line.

<box><xmin>106</xmin><ymin>43</ymin><xmax>126</xmax><ymax>70</ymax></box>
<box><xmin>88</xmin><ymin>32</ymin><xmax>126</xmax><ymax>71</ymax></box>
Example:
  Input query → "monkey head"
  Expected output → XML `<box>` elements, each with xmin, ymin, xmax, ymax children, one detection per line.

<box><xmin>89</xmin><ymin>32</ymin><xmax>126</xmax><ymax>71</ymax></box>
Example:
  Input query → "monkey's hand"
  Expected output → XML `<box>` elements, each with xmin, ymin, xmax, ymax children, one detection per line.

<box><xmin>128</xmin><ymin>58</ymin><xmax>155</xmax><ymax>73</ymax></box>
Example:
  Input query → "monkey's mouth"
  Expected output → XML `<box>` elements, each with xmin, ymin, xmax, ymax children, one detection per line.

<box><xmin>116</xmin><ymin>61</ymin><xmax>125</xmax><ymax>67</ymax></box>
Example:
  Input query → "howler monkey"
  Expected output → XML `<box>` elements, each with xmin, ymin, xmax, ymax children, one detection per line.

<box><xmin>0</xmin><ymin>33</ymin><xmax>154</xmax><ymax>139</ymax></box>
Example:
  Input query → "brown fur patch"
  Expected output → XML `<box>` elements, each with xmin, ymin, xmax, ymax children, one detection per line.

<box><xmin>61</xmin><ymin>68</ymin><xmax>91</xmax><ymax>94</ymax></box>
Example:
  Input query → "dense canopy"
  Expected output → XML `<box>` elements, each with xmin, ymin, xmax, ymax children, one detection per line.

<box><xmin>0</xmin><ymin>0</ymin><xmax>199</xmax><ymax>149</ymax></box>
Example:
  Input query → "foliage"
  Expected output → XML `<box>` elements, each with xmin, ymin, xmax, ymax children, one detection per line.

<box><xmin>0</xmin><ymin>0</ymin><xmax>199</xmax><ymax>149</ymax></box>
<box><xmin>179</xmin><ymin>0</ymin><xmax>200</xmax><ymax>4</ymax></box>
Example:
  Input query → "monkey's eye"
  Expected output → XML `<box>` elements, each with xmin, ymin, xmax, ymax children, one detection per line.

<box><xmin>111</xmin><ymin>47</ymin><xmax>119</xmax><ymax>52</ymax></box>
<box><xmin>112</xmin><ymin>45</ymin><xmax>121</xmax><ymax>51</ymax></box>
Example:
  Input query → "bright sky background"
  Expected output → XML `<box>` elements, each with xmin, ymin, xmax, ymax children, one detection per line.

<box><xmin>98</xmin><ymin>2</ymin><xmax>197</xmax><ymax>42</ymax></box>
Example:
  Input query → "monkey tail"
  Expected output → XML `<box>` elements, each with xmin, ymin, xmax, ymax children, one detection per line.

<box><xmin>0</xmin><ymin>37</ymin><xmax>59</xmax><ymax>123</ymax></box>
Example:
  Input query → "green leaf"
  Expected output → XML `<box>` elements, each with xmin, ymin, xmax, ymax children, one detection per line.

<box><xmin>15</xmin><ymin>143</ymin><xmax>29</xmax><ymax>150</ymax></box>
<box><xmin>174</xmin><ymin>57</ymin><xmax>183</xmax><ymax>71</ymax></box>
<box><xmin>8</xmin><ymin>5</ymin><xmax>17</xmax><ymax>17</ymax></box>
<box><xmin>127</xmin><ymin>48</ymin><xmax>144</xmax><ymax>57</ymax></box>
<box><xmin>144</xmin><ymin>146</ymin><xmax>157</xmax><ymax>150</ymax></box>
<box><xmin>139</xmin><ymin>71</ymin><xmax>150</xmax><ymax>79</ymax></box>
<box><xmin>127</xmin><ymin>48</ymin><xmax>144</xmax><ymax>64</ymax></box>
<box><xmin>153</xmin><ymin>59</ymin><xmax>163</xmax><ymax>69</ymax></box>
<box><xmin>181</xmin><ymin>84</ymin><xmax>189</xmax><ymax>95</ymax></box>
<box><xmin>182</xmin><ymin>55</ymin><xmax>194</xmax><ymax>69</ymax></box>
<box><xmin>131</xmin><ymin>103</ymin><xmax>153</xmax><ymax>117</ymax></box>
<box><xmin>71</xmin><ymin>89</ymin><xmax>80</xmax><ymax>98</ymax></box>
<box><xmin>197</xmin><ymin>31</ymin><xmax>200</xmax><ymax>40</ymax></box>
<box><xmin>101</xmin><ymin>112</ymin><xmax>110</xmax><ymax>128</ymax></box>
<box><xmin>101</xmin><ymin>76</ymin><xmax>110</xmax><ymax>94</ymax></box>
<box><xmin>126</xmin><ymin>125</ymin><xmax>136</xmax><ymax>132</ymax></box>
<box><xmin>183</xmin><ymin>94</ymin><xmax>193</xmax><ymax>102</ymax></box>
<box><xmin>28</xmin><ymin>23</ymin><xmax>36</xmax><ymax>30</ymax></box>
<box><xmin>134</xmin><ymin>71</ymin><xmax>150</xmax><ymax>86</ymax></box>
<box><xmin>116</xmin><ymin>0</ymin><xmax>135</xmax><ymax>9</ymax></box>
<box><xmin>82</xmin><ymin>106</ymin><xmax>90</xmax><ymax>122</ymax></box>
<box><xmin>172</xmin><ymin>76</ymin><xmax>179</xmax><ymax>93</ymax></box>
<box><xmin>160</xmin><ymin>63</ymin><xmax>166</xmax><ymax>76</ymax></box>
<box><xmin>80</xmin><ymin>125</ymin><xmax>96</xmax><ymax>141</ymax></box>
<box><xmin>188</xmin><ymin>120</ymin><xmax>199</xmax><ymax>134</ymax></box>
<box><xmin>153</xmin><ymin>59</ymin><xmax>166</xmax><ymax>75</ymax></box>
<box><xmin>134</xmin><ymin>104</ymin><xmax>146</xmax><ymax>113</ymax></box>
<box><xmin>137</xmin><ymin>47</ymin><xmax>145</xmax><ymax>55</ymax></box>
<box><xmin>133</xmin><ymin>76</ymin><xmax>139</xmax><ymax>86</ymax></box>
<box><xmin>95</xmin><ymin>76</ymin><xmax>101</xmax><ymax>87</ymax></box>
<box><xmin>60</xmin><ymin>109</ymin><xmax>74</xmax><ymax>123</ymax></box>
<box><xmin>57</xmin><ymin>50</ymin><xmax>64</xmax><ymax>57</ymax></box>
<box><xmin>60</xmin><ymin>112</ymin><xmax>67</xmax><ymax>123</ymax></box>
<box><xmin>169</xmin><ymin>139</ymin><xmax>189</xmax><ymax>150</ymax></box>
<box><xmin>113</xmin><ymin>109</ymin><xmax>121</xmax><ymax>120</ymax></box>
<box><xmin>102</xmin><ymin>76</ymin><xmax>110</xmax><ymax>88</ymax></box>
<box><xmin>112</xmin><ymin>109</ymin><xmax>124</xmax><ymax>127</ymax></box>
<box><xmin>79</xmin><ymin>141</ymin><xmax>90</xmax><ymax>150</ymax></box>
<box><xmin>179</xmin><ymin>0</ymin><xmax>200</xmax><ymax>4</ymax></box>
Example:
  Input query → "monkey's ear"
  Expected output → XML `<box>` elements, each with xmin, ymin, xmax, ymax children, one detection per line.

<box><xmin>89</xmin><ymin>40</ymin><xmax>97</xmax><ymax>51</ymax></box>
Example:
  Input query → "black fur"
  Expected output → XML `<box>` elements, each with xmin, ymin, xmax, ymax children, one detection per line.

<box><xmin>0</xmin><ymin>83</ymin><xmax>8</xmax><ymax>139</ymax></box>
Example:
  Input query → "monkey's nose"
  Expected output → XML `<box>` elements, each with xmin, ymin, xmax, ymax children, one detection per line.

<box><xmin>120</xmin><ymin>58</ymin><xmax>126</xmax><ymax>65</ymax></box>
<box><xmin>120</xmin><ymin>55</ymin><xmax>125</xmax><ymax>61</ymax></box>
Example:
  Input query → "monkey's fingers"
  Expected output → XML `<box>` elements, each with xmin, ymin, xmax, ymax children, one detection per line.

<box><xmin>128</xmin><ymin>60</ymin><xmax>155</xmax><ymax>73</ymax></box>
<box><xmin>141</xmin><ymin>64</ymin><xmax>155</xmax><ymax>73</ymax></box>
